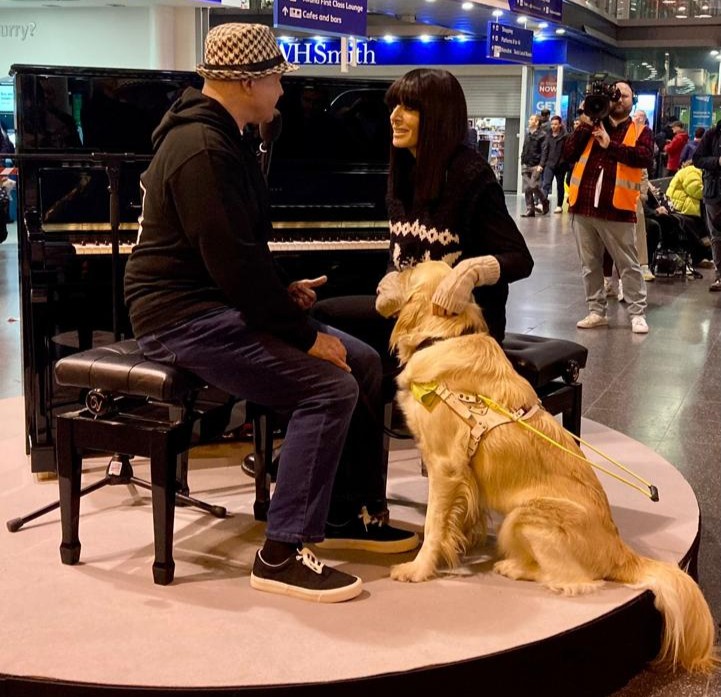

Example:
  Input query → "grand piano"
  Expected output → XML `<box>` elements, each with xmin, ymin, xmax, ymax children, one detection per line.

<box><xmin>11</xmin><ymin>64</ymin><xmax>392</xmax><ymax>472</ymax></box>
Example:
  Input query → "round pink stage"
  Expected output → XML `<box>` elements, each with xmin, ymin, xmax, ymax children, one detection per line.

<box><xmin>0</xmin><ymin>397</ymin><xmax>700</xmax><ymax>697</ymax></box>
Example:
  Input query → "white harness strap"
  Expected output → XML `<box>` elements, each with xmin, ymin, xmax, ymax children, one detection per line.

<box><xmin>432</xmin><ymin>383</ymin><xmax>540</xmax><ymax>457</ymax></box>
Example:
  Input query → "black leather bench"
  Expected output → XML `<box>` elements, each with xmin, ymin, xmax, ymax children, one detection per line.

<box><xmin>501</xmin><ymin>333</ymin><xmax>587</xmax><ymax>436</ymax></box>
<box><xmin>51</xmin><ymin>340</ymin><xmax>271</xmax><ymax>585</ymax></box>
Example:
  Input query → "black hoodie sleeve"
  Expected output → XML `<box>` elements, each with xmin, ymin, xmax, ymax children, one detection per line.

<box><xmin>169</xmin><ymin>145</ymin><xmax>317</xmax><ymax>351</ymax></box>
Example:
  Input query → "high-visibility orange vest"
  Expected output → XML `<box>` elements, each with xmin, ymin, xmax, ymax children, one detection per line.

<box><xmin>568</xmin><ymin>121</ymin><xmax>643</xmax><ymax>212</ymax></box>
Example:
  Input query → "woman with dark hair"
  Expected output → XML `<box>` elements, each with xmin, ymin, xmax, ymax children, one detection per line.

<box><xmin>383</xmin><ymin>68</ymin><xmax>533</xmax><ymax>342</ymax></box>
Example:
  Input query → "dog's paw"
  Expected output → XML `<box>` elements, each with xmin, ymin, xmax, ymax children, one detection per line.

<box><xmin>493</xmin><ymin>558</ymin><xmax>530</xmax><ymax>581</ymax></box>
<box><xmin>544</xmin><ymin>579</ymin><xmax>605</xmax><ymax>596</ymax></box>
<box><xmin>390</xmin><ymin>561</ymin><xmax>435</xmax><ymax>583</ymax></box>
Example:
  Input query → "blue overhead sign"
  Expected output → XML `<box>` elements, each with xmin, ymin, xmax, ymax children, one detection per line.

<box><xmin>274</xmin><ymin>0</ymin><xmax>368</xmax><ymax>37</ymax></box>
<box><xmin>508</xmin><ymin>0</ymin><xmax>562</xmax><ymax>23</ymax></box>
<box><xmin>486</xmin><ymin>22</ymin><xmax>533</xmax><ymax>64</ymax></box>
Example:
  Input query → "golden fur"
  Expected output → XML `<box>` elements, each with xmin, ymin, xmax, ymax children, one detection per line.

<box><xmin>377</xmin><ymin>261</ymin><xmax>717</xmax><ymax>674</ymax></box>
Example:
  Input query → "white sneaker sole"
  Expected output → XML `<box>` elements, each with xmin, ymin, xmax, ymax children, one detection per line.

<box><xmin>250</xmin><ymin>573</ymin><xmax>363</xmax><ymax>603</ymax></box>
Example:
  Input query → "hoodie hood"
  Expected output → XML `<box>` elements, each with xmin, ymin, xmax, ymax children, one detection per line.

<box><xmin>151</xmin><ymin>87</ymin><xmax>236</xmax><ymax>151</ymax></box>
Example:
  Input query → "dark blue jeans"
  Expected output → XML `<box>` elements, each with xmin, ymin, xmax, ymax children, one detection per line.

<box><xmin>137</xmin><ymin>307</ymin><xmax>386</xmax><ymax>545</ymax></box>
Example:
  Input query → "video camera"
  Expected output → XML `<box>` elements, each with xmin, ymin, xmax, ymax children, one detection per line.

<box><xmin>583</xmin><ymin>78</ymin><xmax>622</xmax><ymax>123</ymax></box>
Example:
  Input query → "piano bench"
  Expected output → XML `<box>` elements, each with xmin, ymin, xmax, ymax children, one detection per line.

<box><xmin>501</xmin><ymin>333</ymin><xmax>588</xmax><ymax>437</ymax></box>
<box><xmin>53</xmin><ymin>339</ymin><xmax>250</xmax><ymax>585</ymax></box>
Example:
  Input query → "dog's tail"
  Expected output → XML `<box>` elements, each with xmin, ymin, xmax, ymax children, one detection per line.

<box><xmin>622</xmin><ymin>556</ymin><xmax>718</xmax><ymax>673</ymax></box>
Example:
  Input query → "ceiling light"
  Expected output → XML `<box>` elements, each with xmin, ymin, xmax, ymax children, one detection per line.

<box><xmin>555</xmin><ymin>27</ymin><xmax>566</xmax><ymax>34</ymax></box>
<box><xmin>382</xmin><ymin>34</ymin><xmax>396</xmax><ymax>42</ymax></box>
<box><xmin>538</xmin><ymin>22</ymin><xmax>549</xmax><ymax>28</ymax></box>
<box><xmin>419</xmin><ymin>34</ymin><xmax>432</xmax><ymax>42</ymax></box>
<box><xmin>517</xmin><ymin>15</ymin><xmax>528</xmax><ymax>23</ymax></box>
<box><xmin>492</xmin><ymin>9</ymin><xmax>503</xmax><ymax>17</ymax></box>
<box><xmin>462</xmin><ymin>1</ymin><xmax>474</xmax><ymax>9</ymax></box>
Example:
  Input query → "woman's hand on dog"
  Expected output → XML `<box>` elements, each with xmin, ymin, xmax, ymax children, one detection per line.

<box><xmin>308</xmin><ymin>332</ymin><xmax>351</xmax><ymax>372</ymax></box>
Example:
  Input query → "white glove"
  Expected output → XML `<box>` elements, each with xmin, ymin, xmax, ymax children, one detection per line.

<box><xmin>431</xmin><ymin>256</ymin><xmax>500</xmax><ymax>315</ymax></box>
<box><xmin>375</xmin><ymin>271</ymin><xmax>403</xmax><ymax>318</ymax></box>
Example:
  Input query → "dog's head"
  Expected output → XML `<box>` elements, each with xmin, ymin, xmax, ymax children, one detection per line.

<box><xmin>376</xmin><ymin>261</ymin><xmax>488</xmax><ymax>364</ymax></box>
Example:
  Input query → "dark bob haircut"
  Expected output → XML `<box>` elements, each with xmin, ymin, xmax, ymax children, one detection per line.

<box><xmin>385</xmin><ymin>68</ymin><xmax>468</xmax><ymax>207</ymax></box>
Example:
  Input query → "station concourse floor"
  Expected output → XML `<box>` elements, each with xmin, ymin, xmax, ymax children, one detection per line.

<box><xmin>0</xmin><ymin>197</ymin><xmax>719</xmax><ymax>695</ymax></box>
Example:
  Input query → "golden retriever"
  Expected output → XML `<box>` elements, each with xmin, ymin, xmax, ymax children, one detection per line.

<box><xmin>376</xmin><ymin>261</ymin><xmax>717</xmax><ymax>674</ymax></box>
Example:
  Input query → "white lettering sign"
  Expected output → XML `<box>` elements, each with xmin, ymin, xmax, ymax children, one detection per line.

<box><xmin>0</xmin><ymin>22</ymin><xmax>37</xmax><ymax>41</ymax></box>
<box><xmin>279</xmin><ymin>41</ymin><xmax>376</xmax><ymax>66</ymax></box>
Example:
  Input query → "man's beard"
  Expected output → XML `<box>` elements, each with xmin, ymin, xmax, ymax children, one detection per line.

<box><xmin>610</xmin><ymin>102</ymin><xmax>630</xmax><ymax>119</ymax></box>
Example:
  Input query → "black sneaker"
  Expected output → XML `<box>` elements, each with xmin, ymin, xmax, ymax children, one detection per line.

<box><xmin>250</xmin><ymin>547</ymin><xmax>362</xmax><ymax>603</ymax></box>
<box><xmin>710</xmin><ymin>279</ymin><xmax>721</xmax><ymax>292</ymax></box>
<box><xmin>317</xmin><ymin>507</ymin><xmax>420</xmax><ymax>554</ymax></box>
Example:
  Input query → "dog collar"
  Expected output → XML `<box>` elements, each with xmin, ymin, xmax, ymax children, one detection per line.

<box><xmin>414</xmin><ymin>328</ymin><xmax>477</xmax><ymax>353</ymax></box>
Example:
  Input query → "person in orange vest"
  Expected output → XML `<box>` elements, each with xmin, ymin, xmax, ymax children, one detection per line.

<box><xmin>563</xmin><ymin>79</ymin><xmax>655</xmax><ymax>334</ymax></box>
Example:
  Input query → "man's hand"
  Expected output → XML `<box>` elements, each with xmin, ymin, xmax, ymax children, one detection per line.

<box><xmin>656</xmin><ymin>205</ymin><xmax>669</xmax><ymax>216</ymax></box>
<box><xmin>592</xmin><ymin>123</ymin><xmax>611</xmax><ymax>149</ymax></box>
<box><xmin>307</xmin><ymin>332</ymin><xmax>351</xmax><ymax>372</ymax></box>
<box><xmin>288</xmin><ymin>275</ymin><xmax>328</xmax><ymax>310</ymax></box>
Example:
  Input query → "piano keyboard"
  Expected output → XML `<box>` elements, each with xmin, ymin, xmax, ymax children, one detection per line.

<box><xmin>73</xmin><ymin>243</ymin><xmax>136</xmax><ymax>255</ymax></box>
<box><xmin>268</xmin><ymin>239</ymin><xmax>387</xmax><ymax>252</ymax></box>
<box><xmin>72</xmin><ymin>239</ymin><xmax>388</xmax><ymax>256</ymax></box>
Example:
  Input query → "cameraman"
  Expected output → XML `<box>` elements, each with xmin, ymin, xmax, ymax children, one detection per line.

<box><xmin>564</xmin><ymin>79</ymin><xmax>654</xmax><ymax>334</ymax></box>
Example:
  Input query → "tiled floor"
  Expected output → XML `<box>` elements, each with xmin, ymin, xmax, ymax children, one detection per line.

<box><xmin>0</xmin><ymin>204</ymin><xmax>719</xmax><ymax>694</ymax></box>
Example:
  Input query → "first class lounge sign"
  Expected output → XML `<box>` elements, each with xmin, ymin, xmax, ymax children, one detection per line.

<box><xmin>274</xmin><ymin>0</ymin><xmax>368</xmax><ymax>37</ymax></box>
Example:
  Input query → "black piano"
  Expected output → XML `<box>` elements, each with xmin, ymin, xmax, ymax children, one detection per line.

<box><xmin>11</xmin><ymin>64</ymin><xmax>392</xmax><ymax>472</ymax></box>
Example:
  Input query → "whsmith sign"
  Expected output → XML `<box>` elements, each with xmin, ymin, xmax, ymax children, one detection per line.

<box><xmin>279</xmin><ymin>40</ymin><xmax>376</xmax><ymax>65</ymax></box>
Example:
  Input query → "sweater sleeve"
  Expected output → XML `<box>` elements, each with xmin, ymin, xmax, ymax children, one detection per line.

<box><xmin>170</xmin><ymin>148</ymin><xmax>317</xmax><ymax>351</ymax></box>
<box><xmin>466</xmin><ymin>174</ymin><xmax>534</xmax><ymax>284</ymax></box>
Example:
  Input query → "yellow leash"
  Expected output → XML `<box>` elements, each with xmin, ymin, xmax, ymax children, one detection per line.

<box><xmin>411</xmin><ymin>382</ymin><xmax>659</xmax><ymax>502</ymax></box>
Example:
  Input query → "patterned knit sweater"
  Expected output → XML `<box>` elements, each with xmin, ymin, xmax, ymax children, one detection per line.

<box><xmin>386</xmin><ymin>145</ymin><xmax>534</xmax><ymax>341</ymax></box>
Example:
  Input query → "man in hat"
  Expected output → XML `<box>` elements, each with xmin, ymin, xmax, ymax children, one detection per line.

<box><xmin>124</xmin><ymin>23</ymin><xmax>418</xmax><ymax>603</ymax></box>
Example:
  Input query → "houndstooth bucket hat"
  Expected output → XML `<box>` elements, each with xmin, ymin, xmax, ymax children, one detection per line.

<box><xmin>197</xmin><ymin>23</ymin><xmax>298</xmax><ymax>81</ymax></box>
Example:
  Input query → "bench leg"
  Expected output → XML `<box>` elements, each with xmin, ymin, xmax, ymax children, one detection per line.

<box><xmin>58</xmin><ymin>417</ymin><xmax>82</xmax><ymax>565</ymax></box>
<box><xmin>150</xmin><ymin>433</ymin><xmax>176</xmax><ymax>585</ymax></box>
<box><xmin>252</xmin><ymin>410</ymin><xmax>273</xmax><ymax>522</ymax></box>
<box><xmin>561</xmin><ymin>383</ymin><xmax>583</xmax><ymax>437</ymax></box>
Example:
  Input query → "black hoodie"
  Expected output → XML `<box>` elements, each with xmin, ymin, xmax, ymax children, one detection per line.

<box><xmin>124</xmin><ymin>88</ymin><xmax>317</xmax><ymax>350</ymax></box>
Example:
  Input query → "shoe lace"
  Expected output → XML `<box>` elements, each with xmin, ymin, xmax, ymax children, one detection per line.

<box><xmin>297</xmin><ymin>547</ymin><xmax>324</xmax><ymax>574</ymax></box>
<box><xmin>358</xmin><ymin>505</ymin><xmax>389</xmax><ymax>530</ymax></box>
